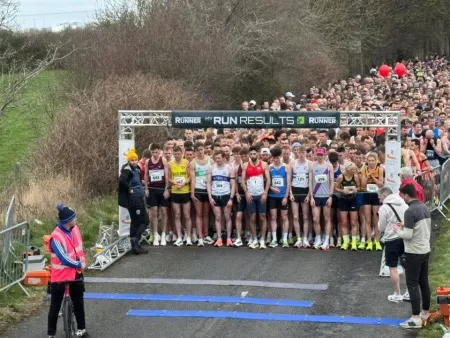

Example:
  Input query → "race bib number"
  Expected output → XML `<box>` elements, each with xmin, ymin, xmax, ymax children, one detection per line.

<box><xmin>213</xmin><ymin>182</ymin><xmax>225</xmax><ymax>189</ymax></box>
<box><xmin>149</xmin><ymin>170</ymin><xmax>164</xmax><ymax>182</ymax></box>
<box><xmin>294</xmin><ymin>174</ymin><xmax>307</xmax><ymax>184</ymax></box>
<box><xmin>272</xmin><ymin>177</ymin><xmax>284</xmax><ymax>187</ymax></box>
<box><xmin>426</xmin><ymin>150</ymin><xmax>434</xmax><ymax>159</ymax></box>
<box><xmin>315</xmin><ymin>174</ymin><xmax>327</xmax><ymax>184</ymax></box>
<box><xmin>249</xmin><ymin>176</ymin><xmax>263</xmax><ymax>189</ymax></box>
<box><xmin>367</xmin><ymin>184</ymin><xmax>378</xmax><ymax>193</ymax></box>
<box><xmin>174</xmin><ymin>176</ymin><xmax>185</xmax><ymax>184</ymax></box>
<box><xmin>200</xmin><ymin>177</ymin><xmax>207</xmax><ymax>186</ymax></box>
<box><xmin>344</xmin><ymin>186</ymin><xmax>355</xmax><ymax>193</ymax></box>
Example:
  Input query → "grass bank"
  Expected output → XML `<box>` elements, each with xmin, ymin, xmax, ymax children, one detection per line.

<box><xmin>0</xmin><ymin>70</ymin><xmax>67</xmax><ymax>187</ymax></box>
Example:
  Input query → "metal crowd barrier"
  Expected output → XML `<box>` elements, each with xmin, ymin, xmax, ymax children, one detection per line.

<box><xmin>0</xmin><ymin>222</ymin><xmax>30</xmax><ymax>295</ymax></box>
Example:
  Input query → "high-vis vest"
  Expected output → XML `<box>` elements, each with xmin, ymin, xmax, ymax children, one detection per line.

<box><xmin>48</xmin><ymin>225</ymin><xmax>86</xmax><ymax>282</ymax></box>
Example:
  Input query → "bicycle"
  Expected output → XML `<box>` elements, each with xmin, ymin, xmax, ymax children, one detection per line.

<box><xmin>50</xmin><ymin>279</ymin><xmax>83</xmax><ymax>338</ymax></box>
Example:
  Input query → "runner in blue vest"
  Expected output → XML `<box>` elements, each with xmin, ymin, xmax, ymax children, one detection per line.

<box><xmin>268</xmin><ymin>146</ymin><xmax>292</xmax><ymax>248</ymax></box>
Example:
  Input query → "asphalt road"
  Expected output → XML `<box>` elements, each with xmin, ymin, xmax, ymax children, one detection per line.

<box><xmin>3</xmin><ymin>246</ymin><xmax>416</xmax><ymax>338</ymax></box>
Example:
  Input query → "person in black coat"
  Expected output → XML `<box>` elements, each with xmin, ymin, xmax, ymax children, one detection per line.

<box><xmin>119</xmin><ymin>148</ymin><xmax>148</xmax><ymax>255</ymax></box>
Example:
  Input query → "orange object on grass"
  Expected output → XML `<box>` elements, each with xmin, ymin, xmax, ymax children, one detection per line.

<box><xmin>437</xmin><ymin>287</ymin><xmax>450</xmax><ymax>326</ymax></box>
<box><xmin>42</xmin><ymin>235</ymin><xmax>51</xmax><ymax>247</ymax></box>
<box><xmin>24</xmin><ymin>270</ymin><xmax>51</xmax><ymax>286</ymax></box>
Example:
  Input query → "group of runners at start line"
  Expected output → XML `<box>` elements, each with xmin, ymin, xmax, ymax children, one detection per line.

<box><xmin>121</xmin><ymin>128</ymin><xmax>407</xmax><ymax>252</ymax></box>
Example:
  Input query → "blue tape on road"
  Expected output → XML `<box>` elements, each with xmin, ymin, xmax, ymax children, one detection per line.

<box><xmin>83</xmin><ymin>293</ymin><xmax>313</xmax><ymax>307</ymax></box>
<box><xmin>126</xmin><ymin>309</ymin><xmax>405</xmax><ymax>327</ymax></box>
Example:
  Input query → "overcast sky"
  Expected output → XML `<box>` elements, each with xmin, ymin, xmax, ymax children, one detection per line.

<box><xmin>16</xmin><ymin>0</ymin><xmax>106</xmax><ymax>30</ymax></box>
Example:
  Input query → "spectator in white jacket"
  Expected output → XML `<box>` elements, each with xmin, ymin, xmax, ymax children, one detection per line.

<box><xmin>378</xmin><ymin>186</ymin><xmax>409</xmax><ymax>303</ymax></box>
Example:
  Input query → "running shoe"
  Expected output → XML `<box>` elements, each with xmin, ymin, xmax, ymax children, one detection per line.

<box><xmin>282</xmin><ymin>240</ymin><xmax>289</xmax><ymax>248</ymax></box>
<box><xmin>166</xmin><ymin>232</ymin><xmax>173</xmax><ymax>243</ymax></box>
<box><xmin>204</xmin><ymin>236</ymin><xmax>214</xmax><ymax>245</ymax></box>
<box><xmin>192</xmin><ymin>233</ymin><xmax>199</xmax><ymax>244</ymax></box>
<box><xmin>375</xmin><ymin>241</ymin><xmax>383</xmax><ymax>251</ymax></box>
<box><xmin>329</xmin><ymin>237</ymin><xmax>335</xmax><ymax>248</ymax></box>
<box><xmin>186</xmin><ymin>237</ymin><xmax>193</xmax><ymax>246</ymax></box>
<box><xmin>320</xmin><ymin>243</ymin><xmax>329</xmax><ymax>251</ymax></box>
<box><xmin>76</xmin><ymin>330</ymin><xmax>91</xmax><ymax>337</ymax></box>
<box><xmin>213</xmin><ymin>233</ymin><xmax>218</xmax><ymax>241</ymax></box>
<box><xmin>214</xmin><ymin>238</ymin><xmax>223</xmax><ymax>247</ymax></box>
<box><xmin>259</xmin><ymin>240</ymin><xmax>267</xmax><ymax>249</ymax></box>
<box><xmin>148</xmin><ymin>232</ymin><xmax>154</xmax><ymax>243</ymax></box>
<box><xmin>182</xmin><ymin>234</ymin><xmax>187</xmax><ymax>243</ymax></box>
<box><xmin>197</xmin><ymin>239</ymin><xmax>204</xmax><ymax>247</ymax></box>
<box><xmin>266</xmin><ymin>233</ymin><xmax>272</xmax><ymax>244</ymax></box>
<box><xmin>160</xmin><ymin>237</ymin><xmax>167</xmax><ymax>246</ymax></box>
<box><xmin>403</xmin><ymin>291</ymin><xmax>410</xmax><ymax>301</ymax></box>
<box><xmin>233</xmin><ymin>238</ymin><xmax>243</xmax><ymax>247</ymax></box>
<box><xmin>336</xmin><ymin>237</ymin><xmax>342</xmax><ymax>248</ymax></box>
<box><xmin>313</xmin><ymin>240</ymin><xmax>322</xmax><ymax>250</ymax></box>
<box><xmin>247</xmin><ymin>238</ymin><xmax>254</xmax><ymax>247</ymax></box>
<box><xmin>366</xmin><ymin>241</ymin><xmax>373</xmax><ymax>251</ymax></box>
<box><xmin>249</xmin><ymin>240</ymin><xmax>259</xmax><ymax>249</ymax></box>
<box><xmin>269</xmin><ymin>239</ymin><xmax>278</xmax><ymax>248</ymax></box>
<box><xmin>340</xmin><ymin>241</ymin><xmax>349</xmax><ymax>251</ymax></box>
<box><xmin>288</xmin><ymin>237</ymin><xmax>295</xmax><ymax>245</ymax></box>
<box><xmin>226</xmin><ymin>238</ymin><xmax>233</xmax><ymax>247</ymax></box>
<box><xmin>294</xmin><ymin>240</ymin><xmax>302</xmax><ymax>248</ymax></box>
<box><xmin>173</xmin><ymin>238</ymin><xmax>183</xmax><ymax>247</ymax></box>
<box><xmin>351</xmin><ymin>239</ymin><xmax>358</xmax><ymax>251</ymax></box>
<box><xmin>399</xmin><ymin>317</ymin><xmax>422</xmax><ymax>329</ymax></box>
<box><xmin>303</xmin><ymin>239</ymin><xmax>311</xmax><ymax>248</ymax></box>
<box><xmin>358</xmin><ymin>241</ymin><xmax>366</xmax><ymax>250</ymax></box>
<box><xmin>153</xmin><ymin>233</ymin><xmax>160</xmax><ymax>246</ymax></box>
<box><xmin>388</xmin><ymin>293</ymin><xmax>403</xmax><ymax>303</ymax></box>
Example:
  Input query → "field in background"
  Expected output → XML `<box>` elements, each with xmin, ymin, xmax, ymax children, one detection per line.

<box><xmin>0</xmin><ymin>70</ymin><xmax>67</xmax><ymax>188</ymax></box>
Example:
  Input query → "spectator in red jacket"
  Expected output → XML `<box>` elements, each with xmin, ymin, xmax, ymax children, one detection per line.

<box><xmin>399</xmin><ymin>167</ymin><xmax>424</xmax><ymax>203</ymax></box>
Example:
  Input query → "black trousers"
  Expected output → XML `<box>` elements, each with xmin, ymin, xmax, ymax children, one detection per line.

<box><xmin>48</xmin><ymin>282</ymin><xmax>86</xmax><ymax>335</ymax></box>
<box><xmin>403</xmin><ymin>252</ymin><xmax>431</xmax><ymax>316</ymax></box>
<box><xmin>128</xmin><ymin>196</ymin><xmax>149</xmax><ymax>240</ymax></box>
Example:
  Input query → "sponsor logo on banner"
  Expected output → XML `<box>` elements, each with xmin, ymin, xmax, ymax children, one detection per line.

<box><xmin>385</xmin><ymin>141</ymin><xmax>401</xmax><ymax>193</ymax></box>
<box><xmin>171</xmin><ymin>111</ymin><xmax>340</xmax><ymax>129</ymax></box>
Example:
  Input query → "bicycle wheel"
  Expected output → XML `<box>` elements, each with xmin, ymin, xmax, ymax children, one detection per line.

<box><xmin>63</xmin><ymin>297</ymin><xmax>76</xmax><ymax>338</ymax></box>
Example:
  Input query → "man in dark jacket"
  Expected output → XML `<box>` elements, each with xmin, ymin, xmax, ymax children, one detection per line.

<box><xmin>119</xmin><ymin>148</ymin><xmax>148</xmax><ymax>255</ymax></box>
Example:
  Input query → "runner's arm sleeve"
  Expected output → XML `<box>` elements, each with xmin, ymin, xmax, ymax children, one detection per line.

<box><xmin>50</xmin><ymin>238</ymin><xmax>82</xmax><ymax>269</ymax></box>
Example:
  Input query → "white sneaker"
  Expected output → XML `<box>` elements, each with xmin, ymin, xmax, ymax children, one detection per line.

<box><xmin>153</xmin><ymin>234</ymin><xmax>161</xmax><ymax>246</ymax></box>
<box><xmin>303</xmin><ymin>239</ymin><xmax>311</xmax><ymax>248</ymax></box>
<box><xmin>183</xmin><ymin>234</ymin><xmax>187</xmax><ymax>243</ymax></box>
<box><xmin>186</xmin><ymin>237</ymin><xmax>193</xmax><ymax>246</ymax></box>
<box><xmin>282</xmin><ymin>240</ymin><xmax>289</xmax><ymax>248</ymax></box>
<box><xmin>294</xmin><ymin>240</ymin><xmax>302</xmax><ymax>248</ymax></box>
<box><xmin>403</xmin><ymin>291</ymin><xmax>410</xmax><ymax>301</ymax></box>
<box><xmin>336</xmin><ymin>237</ymin><xmax>342</xmax><ymax>248</ymax></box>
<box><xmin>197</xmin><ymin>239</ymin><xmax>204</xmax><ymax>247</ymax></box>
<box><xmin>174</xmin><ymin>238</ymin><xmax>183</xmax><ymax>246</ymax></box>
<box><xmin>266</xmin><ymin>233</ymin><xmax>271</xmax><ymax>244</ymax></box>
<box><xmin>388</xmin><ymin>293</ymin><xmax>403</xmax><ymax>303</ymax></box>
<box><xmin>259</xmin><ymin>240</ymin><xmax>266</xmax><ymax>249</ymax></box>
<box><xmin>419</xmin><ymin>311</ymin><xmax>430</xmax><ymax>321</ymax></box>
<box><xmin>204</xmin><ymin>236</ymin><xmax>214</xmax><ymax>244</ymax></box>
<box><xmin>249</xmin><ymin>240</ymin><xmax>259</xmax><ymax>249</ymax></box>
<box><xmin>399</xmin><ymin>316</ymin><xmax>422</xmax><ymax>329</ymax></box>
<box><xmin>313</xmin><ymin>240</ymin><xmax>322</xmax><ymax>250</ymax></box>
<box><xmin>329</xmin><ymin>237</ymin><xmax>335</xmax><ymax>248</ymax></box>
<box><xmin>320</xmin><ymin>243</ymin><xmax>329</xmax><ymax>251</ymax></box>
<box><xmin>160</xmin><ymin>237</ymin><xmax>167</xmax><ymax>246</ymax></box>
<box><xmin>166</xmin><ymin>232</ymin><xmax>173</xmax><ymax>242</ymax></box>
<box><xmin>192</xmin><ymin>233</ymin><xmax>198</xmax><ymax>243</ymax></box>
<box><xmin>269</xmin><ymin>239</ymin><xmax>278</xmax><ymax>248</ymax></box>
<box><xmin>233</xmin><ymin>238</ymin><xmax>243</xmax><ymax>247</ymax></box>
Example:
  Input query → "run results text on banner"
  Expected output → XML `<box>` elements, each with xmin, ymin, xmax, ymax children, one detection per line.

<box><xmin>171</xmin><ymin>111</ymin><xmax>340</xmax><ymax>129</ymax></box>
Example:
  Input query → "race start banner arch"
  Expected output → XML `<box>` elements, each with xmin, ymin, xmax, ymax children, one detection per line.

<box><xmin>118</xmin><ymin>110</ymin><xmax>401</xmax><ymax>236</ymax></box>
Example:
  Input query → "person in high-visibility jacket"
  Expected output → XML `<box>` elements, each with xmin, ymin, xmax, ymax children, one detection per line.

<box><xmin>47</xmin><ymin>204</ymin><xmax>91</xmax><ymax>338</ymax></box>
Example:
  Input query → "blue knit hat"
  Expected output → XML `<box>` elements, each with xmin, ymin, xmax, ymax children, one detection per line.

<box><xmin>57</xmin><ymin>203</ymin><xmax>77</xmax><ymax>224</ymax></box>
